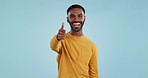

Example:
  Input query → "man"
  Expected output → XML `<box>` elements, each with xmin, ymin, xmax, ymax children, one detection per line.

<box><xmin>50</xmin><ymin>4</ymin><xmax>98</xmax><ymax>78</ymax></box>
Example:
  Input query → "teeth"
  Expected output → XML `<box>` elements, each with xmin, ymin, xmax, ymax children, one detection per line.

<box><xmin>73</xmin><ymin>23</ymin><xmax>80</xmax><ymax>26</ymax></box>
<box><xmin>73</xmin><ymin>23</ymin><xmax>80</xmax><ymax>24</ymax></box>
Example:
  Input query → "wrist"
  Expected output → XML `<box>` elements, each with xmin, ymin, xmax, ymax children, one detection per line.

<box><xmin>56</xmin><ymin>35</ymin><xmax>60</xmax><ymax>41</ymax></box>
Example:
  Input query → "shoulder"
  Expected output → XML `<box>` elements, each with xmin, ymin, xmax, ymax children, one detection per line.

<box><xmin>83</xmin><ymin>36</ymin><xmax>98</xmax><ymax>55</ymax></box>
<box><xmin>83</xmin><ymin>36</ymin><xmax>97</xmax><ymax>48</ymax></box>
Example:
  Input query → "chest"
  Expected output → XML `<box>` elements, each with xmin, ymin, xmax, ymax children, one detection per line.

<box><xmin>62</xmin><ymin>39</ymin><xmax>93</xmax><ymax>64</ymax></box>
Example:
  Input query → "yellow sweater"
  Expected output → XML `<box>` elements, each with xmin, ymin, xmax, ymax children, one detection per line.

<box><xmin>50</xmin><ymin>32</ymin><xmax>98</xmax><ymax>78</ymax></box>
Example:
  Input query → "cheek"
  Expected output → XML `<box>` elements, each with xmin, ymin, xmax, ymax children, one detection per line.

<box><xmin>67</xmin><ymin>18</ymin><xmax>72</xmax><ymax>23</ymax></box>
<box><xmin>68</xmin><ymin>18</ymin><xmax>73</xmax><ymax>22</ymax></box>
<box><xmin>80</xmin><ymin>17</ymin><xmax>85</xmax><ymax>22</ymax></box>
<box><xmin>82</xmin><ymin>19</ymin><xmax>85</xmax><ymax>22</ymax></box>
<box><xmin>82</xmin><ymin>17</ymin><xmax>85</xmax><ymax>21</ymax></box>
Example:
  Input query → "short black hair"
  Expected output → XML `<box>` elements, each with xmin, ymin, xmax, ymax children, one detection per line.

<box><xmin>67</xmin><ymin>4</ymin><xmax>85</xmax><ymax>15</ymax></box>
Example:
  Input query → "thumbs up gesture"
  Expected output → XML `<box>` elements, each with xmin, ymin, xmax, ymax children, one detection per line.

<box><xmin>57</xmin><ymin>22</ymin><xmax>66</xmax><ymax>41</ymax></box>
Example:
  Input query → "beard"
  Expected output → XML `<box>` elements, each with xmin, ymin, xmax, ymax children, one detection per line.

<box><xmin>68</xmin><ymin>21</ymin><xmax>85</xmax><ymax>32</ymax></box>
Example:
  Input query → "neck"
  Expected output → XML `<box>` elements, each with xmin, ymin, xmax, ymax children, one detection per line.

<box><xmin>70</xmin><ymin>30</ymin><xmax>83</xmax><ymax>36</ymax></box>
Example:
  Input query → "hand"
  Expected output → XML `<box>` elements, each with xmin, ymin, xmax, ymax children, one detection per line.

<box><xmin>57</xmin><ymin>22</ymin><xmax>66</xmax><ymax>41</ymax></box>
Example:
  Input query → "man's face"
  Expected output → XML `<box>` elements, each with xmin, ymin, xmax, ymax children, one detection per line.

<box><xmin>67</xmin><ymin>8</ymin><xmax>85</xmax><ymax>32</ymax></box>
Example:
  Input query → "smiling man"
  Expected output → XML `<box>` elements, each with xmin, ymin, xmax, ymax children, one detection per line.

<box><xmin>50</xmin><ymin>4</ymin><xmax>98</xmax><ymax>78</ymax></box>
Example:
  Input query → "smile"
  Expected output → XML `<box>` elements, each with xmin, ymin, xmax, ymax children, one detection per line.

<box><xmin>73</xmin><ymin>22</ymin><xmax>81</xmax><ymax>27</ymax></box>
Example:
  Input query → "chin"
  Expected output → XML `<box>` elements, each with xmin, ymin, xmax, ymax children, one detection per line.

<box><xmin>72</xmin><ymin>27</ymin><xmax>82</xmax><ymax>32</ymax></box>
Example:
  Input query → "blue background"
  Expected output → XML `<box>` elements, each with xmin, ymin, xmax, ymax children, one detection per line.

<box><xmin>0</xmin><ymin>0</ymin><xmax>148</xmax><ymax>78</ymax></box>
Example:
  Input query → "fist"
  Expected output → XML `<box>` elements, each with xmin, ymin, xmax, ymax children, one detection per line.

<box><xmin>57</xmin><ymin>22</ymin><xmax>66</xmax><ymax>41</ymax></box>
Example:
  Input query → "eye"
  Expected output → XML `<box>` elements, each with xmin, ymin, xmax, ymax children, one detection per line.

<box><xmin>70</xmin><ymin>15</ymin><xmax>75</xmax><ymax>18</ymax></box>
<box><xmin>78</xmin><ymin>14</ymin><xmax>83</xmax><ymax>18</ymax></box>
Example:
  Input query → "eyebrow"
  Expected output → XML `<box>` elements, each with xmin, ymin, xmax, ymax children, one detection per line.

<box><xmin>68</xmin><ymin>13</ymin><xmax>85</xmax><ymax>17</ymax></box>
<box><xmin>67</xmin><ymin>11</ymin><xmax>85</xmax><ymax>16</ymax></box>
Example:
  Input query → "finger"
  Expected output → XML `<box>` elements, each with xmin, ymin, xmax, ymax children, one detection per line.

<box><xmin>61</xmin><ymin>22</ymin><xmax>64</xmax><ymax>29</ymax></box>
<box><xmin>58</xmin><ymin>29</ymin><xmax>65</xmax><ymax>34</ymax></box>
<box><xmin>57</xmin><ymin>34</ymin><xmax>65</xmax><ymax>40</ymax></box>
<box><xmin>60</xmin><ymin>29</ymin><xmax>66</xmax><ymax>33</ymax></box>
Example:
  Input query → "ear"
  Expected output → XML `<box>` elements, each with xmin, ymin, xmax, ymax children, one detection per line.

<box><xmin>84</xmin><ymin>16</ymin><xmax>86</xmax><ymax>22</ymax></box>
<box><xmin>67</xmin><ymin>17</ymin><xmax>69</xmax><ymax>23</ymax></box>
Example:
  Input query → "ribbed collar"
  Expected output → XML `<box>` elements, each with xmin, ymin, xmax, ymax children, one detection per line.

<box><xmin>67</xmin><ymin>32</ymin><xmax>85</xmax><ymax>40</ymax></box>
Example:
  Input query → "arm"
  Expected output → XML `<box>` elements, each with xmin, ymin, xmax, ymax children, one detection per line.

<box><xmin>89</xmin><ymin>46</ymin><xmax>99</xmax><ymax>78</ymax></box>
<box><xmin>50</xmin><ymin>22</ymin><xmax>66</xmax><ymax>53</ymax></box>
<box><xmin>50</xmin><ymin>35</ymin><xmax>62</xmax><ymax>53</ymax></box>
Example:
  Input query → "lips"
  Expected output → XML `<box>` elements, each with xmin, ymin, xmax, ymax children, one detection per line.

<box><xmin>73</xmin><ymin>22</ymin><xmax>81</xmax><ymax>27</ymax></box>
<box><xmin>69</xmin><ymin>21</ymin><xmax>84</xmax><ymax>32</ymax></box>
<box><xmin>72</xmin><ymin>23</ymin><xmax>81</xmax><ymax>29</ymax></box>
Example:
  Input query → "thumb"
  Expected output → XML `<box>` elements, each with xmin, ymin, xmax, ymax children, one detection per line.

<box><xmin>61</xmin><ymin>22</ymin><xmax>64</xmax><ymax>29</ymax></box>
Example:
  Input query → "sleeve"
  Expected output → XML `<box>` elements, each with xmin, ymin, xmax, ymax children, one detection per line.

<box><xmin>50</xmin><ymin>35</ymin><xmax>62</xmax><ymax>53</ymax></box>
<box><xmin>89</xmin><ymin>45</ymin><xmax>99</xmax><ymax>78</ymax></box>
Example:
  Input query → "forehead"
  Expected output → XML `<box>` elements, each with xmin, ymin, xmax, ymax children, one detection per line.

<box><xmin>68</xmin><ymin>8</ymin><xmax>84</xmax><ymax>15</ymax></box>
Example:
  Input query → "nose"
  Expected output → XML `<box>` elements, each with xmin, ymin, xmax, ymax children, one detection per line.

<box><xmin>74</xmin><ymin>16</ymin><xmax>80</xmax><ymax>21</ymax></box>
